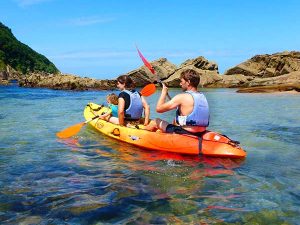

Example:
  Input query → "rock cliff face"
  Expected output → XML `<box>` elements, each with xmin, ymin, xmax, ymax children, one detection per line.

<box><xmin>225</xmin><ymin>51</ymin><xmax>300</xmax><ymax>77</ymax></box>
<box><xmin>2</xmin><ymin>50</ymin><xmax>300</xmax><ymax>92</ymax></box>
<box><xmin>163</xmin><ymin>56</ymin><xmax>221</xmax><ymax>87</ymax></box>
<box><xmin>125</xmin><ymin>56</ymin><xmax>221</xmax><ymax>87</ymax></box>
<box><xmin>124</xmin><ymin>58</ymin><xmax>177</xmax><ymax>87</ymax></box>
<box><xmin>213</xmin><ymin>51</ymin><xmax>300</xmax><ymax>90</ymax></box>
<box><xmin>18</xmin><ymin>73</ymin><xmax>116</xmax><ymax>90</ymax></box>
<box><xmin>0</xmin><ymin>65</ymin><xmax>22</xmax><ymax>85</ymax></box>
<box><xmin>6</xmin><ymin>56</ymin><xmax>220</xmax><ymax>90</ymax></box>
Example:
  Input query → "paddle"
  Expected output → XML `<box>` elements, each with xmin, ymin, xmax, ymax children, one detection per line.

<box><xmin>56</xmin><ymin>83</ymin><xmax>156</xmax><ymax>139</ymax></box>
<box><xmin>136</xmin><ymin>46</ymin><xmax>171</xmax><ymax>100</ymax></box>
<box><xmin>56</xmin><ymin>115</ymin><xmax>99</xmax><ymax>139</ymax></box>
<box><xmin>140</xmin><ymin>83</ymin><xmax>156</xmax><ymax>97</ymax></box>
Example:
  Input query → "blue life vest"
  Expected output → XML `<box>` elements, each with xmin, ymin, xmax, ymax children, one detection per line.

<box><xmin>175</xmin><ymin>91</ymin><xmax>209</xmax><ymax>126</ymax></box>
<box><xmin>108</xmin><ymin>104</ymin><xmax>118</xmax><ymax>117</ymax></box>
<box><xmin>123</xmin><ymin>90</ymin><xmax>143</xmax><ymax>120</ymax></box>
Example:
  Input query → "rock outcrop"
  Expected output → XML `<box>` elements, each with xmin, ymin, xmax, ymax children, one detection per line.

<box><xmin>2</xmin><ymin>50</ymin><xmax>300</xmax><ymax>92</ymax></box>
<box><xmin>18</xmin><ymin>73</ymin><xmax>115</xmax><ymax>90</ymax></box>
<box><xmin>125</xmin><ymin>58</ymin><xmax>177</xmax><ymax>87</ymax></box>
<box><xmin>123</xmin><ymin>56</ymin><xmax>220</xmax><ymax>88</ymax></box>
<box><xmin>211</xmin><ymin>51</ymin><xmax>300</xmax><ymax>90</ymax></box>
<box><xmin>0</xmin><ymin>65</ymin><xmax>22</xmax><ymax>85</ymax></box>
<box><xmin>225</xmin><ymin>51</ymin><xmax>300</xmax><ymax>77</ymax></box>
<box><xmin>163</xmin><ymin>56</ymin><xmax>221</xmax><ymax>87</ymax></box>
<box><xmin>237</xmin><ymin>84</ymin><xmax>300</xmax><ymax>93</ymax></box>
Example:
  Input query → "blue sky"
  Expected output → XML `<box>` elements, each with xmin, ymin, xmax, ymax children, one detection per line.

<box><xmin>1</xmin><ymin>0</ymin><xmax>299</xmax><ymax>79</ymax></box>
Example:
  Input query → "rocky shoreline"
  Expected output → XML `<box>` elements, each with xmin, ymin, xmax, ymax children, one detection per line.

<box><xmin>237</xmin><ymin>84</ymin><xmax>300</xmax><ymax>93</ymax></box>
<box><xmin>1</xmin><ymin>51</ymin><xmax>300</xmax><ymax>93</ymax></box>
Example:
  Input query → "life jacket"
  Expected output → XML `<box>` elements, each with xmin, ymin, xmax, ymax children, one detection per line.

<box><xmin>175</xmin><ymin>91</ymin><xmax>209</xmax><ymax>126</ymax></box>
<box><xmin>123</xmin><ymin>90</ymin><xmax>143</xmax><ymax>120</ymax></box>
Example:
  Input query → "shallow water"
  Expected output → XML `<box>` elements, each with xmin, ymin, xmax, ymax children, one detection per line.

<box><xmin>0</xmin><ymin>85</ymin><xmax>299</xmax><ymax>224</ymax></box>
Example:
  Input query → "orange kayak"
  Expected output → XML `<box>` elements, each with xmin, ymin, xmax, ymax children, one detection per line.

<box><xmin>84</xmin><ymin>103</ymin><xmax>246</xmax><ymax>158</ymax></box>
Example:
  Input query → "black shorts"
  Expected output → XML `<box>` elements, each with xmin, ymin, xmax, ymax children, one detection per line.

<box><xmin>165</xmin><ymin>124</ymin><xmax>206</xmax><ymax>137</ymax></box>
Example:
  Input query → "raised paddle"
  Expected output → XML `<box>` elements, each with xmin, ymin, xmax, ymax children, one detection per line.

<box><xmin>140</xmin><ymin>83</ymin><xmax>156</xmax><ymax>97</ymax></box>
<box><xmin>136</xmin><ymin>45</ymin><xmax>171</xmax><ymax>100</ymax></box>
<box><xmin>56</xmin><ymin>83</ymin><xmax>156</xmax><ymax>139</ymax></box>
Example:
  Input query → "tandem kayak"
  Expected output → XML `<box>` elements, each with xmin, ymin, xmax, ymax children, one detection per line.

<box><xmin>84</xmin><ymin>103</ymin><xmax>247</xmax><ymax>158</ymax></box>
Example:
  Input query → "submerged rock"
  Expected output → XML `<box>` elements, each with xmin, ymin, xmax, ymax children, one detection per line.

<box><xmin>237</xmin><ymin>84</ymin><xmax>300</xmax><ymax>93</ymax></box>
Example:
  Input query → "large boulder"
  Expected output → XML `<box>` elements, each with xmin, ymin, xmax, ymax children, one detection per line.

<box><xmin>126</xmin><ymin>56</ymin><xmax>221</xmax><ymax>87</ymax></box>
<box><xmin>163</xmin><ymin>56</ymin><xmax>221</xmax><ymax>87</ymax></box>
<box><xmin>225</xmin><ymin>51</ymin><xmax>300</xmax><ymax>77</ymax></box>
<box><xmin>125</xmin><ymin>58</ymin><xmax>177</xmax><ymax>87</ymax></box>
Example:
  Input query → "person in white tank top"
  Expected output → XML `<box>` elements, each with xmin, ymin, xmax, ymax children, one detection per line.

<box><xmin>145</xmin><ymin>69</ymin><xmax>209</xmax><ymax>133</ymax></box>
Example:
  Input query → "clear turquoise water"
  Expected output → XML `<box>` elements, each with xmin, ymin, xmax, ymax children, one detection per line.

<box><xmin>0</xmin><ymin>85</ymin><xmax>300</xmax><ymax>224</ymax></box>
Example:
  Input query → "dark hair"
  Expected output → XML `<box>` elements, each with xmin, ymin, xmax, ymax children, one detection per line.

<box><xmin>116</xmin><ymin>75</ymin><xmax>135</xmax><ymax>89</ymax></box>
<box><xmin>180</xmin><ymin>69</ymin><xmax>200</xmax><ymax>88</ymax></box>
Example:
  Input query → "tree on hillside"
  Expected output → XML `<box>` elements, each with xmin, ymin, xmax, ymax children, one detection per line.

<box><xmin>0</xmin><ymin>22</ymin><xmax>59</xmax><ymax>74</ymax></box>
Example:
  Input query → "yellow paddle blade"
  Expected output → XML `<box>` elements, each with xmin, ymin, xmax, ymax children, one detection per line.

<box><xmin>56</xmin><ymin>122</ymin><xmax>85</xmax><ymax>139</ymax></box>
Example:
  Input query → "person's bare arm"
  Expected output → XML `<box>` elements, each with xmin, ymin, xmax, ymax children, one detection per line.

<box><xmin>141</xmin><ymin>96</ymin><xmax>150</xmax><ymax>125</ymax></box>
<box><xmin>99</xmin><ymin>111</ymin><xmax>110</xmax><ymax>120</ymax></box>
<box><xmin>156</xmin><ymin>83</ymin><xmax>182</xmax><ymax>113</ymax></box>
<box><xmin>118</xmin><ymin>98</ymin><xmax>125</xmax><ymax>125</ymax></box>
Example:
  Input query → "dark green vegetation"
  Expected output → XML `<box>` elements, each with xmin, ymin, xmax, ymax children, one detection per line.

<box><xmin>0</xmin><ymin>22</ymin><xmax>59</xmax><ymax>74</ymax></box>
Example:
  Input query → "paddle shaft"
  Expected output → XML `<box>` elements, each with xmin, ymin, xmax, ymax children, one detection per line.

<box><xmin>85</xmin><ymin>115</ymin><xmax>100</xmax><ymax>124</ymax></box>
<box><xmin>154</xmin><ymin>80</ymin><xmax>172</xmax><ymax>100</ymax></box>
<box><xmin>136</xmin><ymin>46</ymin><xmax>171</xmax><ymax>100</ymax></box>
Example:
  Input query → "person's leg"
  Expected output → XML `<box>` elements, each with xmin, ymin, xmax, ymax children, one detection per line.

<box><xmin>108</xmin><ymin>116</ymin><xmax>119</xmax><ymax>124</ymax></box>
<box><xmin>145</xmin><ymin>118</ymin><xmax>169</xmax><ymax>132</ymax></box>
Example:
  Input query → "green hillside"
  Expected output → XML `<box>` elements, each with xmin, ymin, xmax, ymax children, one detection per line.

<box><xmin>0</xmin><ymin>22</ymin><xmax>59</xmax><ymax>74</ymax></box>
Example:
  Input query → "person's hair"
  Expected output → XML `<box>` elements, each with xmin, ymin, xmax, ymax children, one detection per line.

<box><xmin>180</xmin><ymin>69</ymin><xmax>200</xmax><ymax>88</ymax></box>
<box><xmin>107</xmin><ymin>93</ymin><xmax>118</xmax><ymax>105</ymax></box>
<box><xmin>116</xmin><ymin>75</ymin><xmax>135</xmax><ymax>89</ymax></box>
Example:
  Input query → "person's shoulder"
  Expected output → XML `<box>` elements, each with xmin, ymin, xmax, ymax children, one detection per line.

<box><xmin>176</xmin><ymin>92</ymin><xmax>190</xmax><ymax>98</ymax></box>
<box><xmin>118</xmin><ymin>91</ymin><xmax>129</xmax><ymax>98</ymax></box>
<box><xmin>172</xmin><ymin>93</ymin><xmax>187</xmax><ymax>102</ymax></box>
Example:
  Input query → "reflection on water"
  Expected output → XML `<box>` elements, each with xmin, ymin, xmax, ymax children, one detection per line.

<box><xmin>0</xmin><ymin>85</ymin><xmax>299</xmax><ymax>224</ymax></box>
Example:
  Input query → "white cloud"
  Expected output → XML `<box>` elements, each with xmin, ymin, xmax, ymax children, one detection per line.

<box><xmin>15</xmin><ymin>0</ymin><xmax>52</xmax><ymax>7</ymax></box>
<box><xmin>51</xmin><ymin>50</ymin><xmax>133</xmax><ymax>60</ymax></box>
<box><xmin>68</xmin><ymin>16</ymin><xmax>116</xmax><ymax>26</ymax></box>
<box><xmin>164</xmin><ymin>50</ymin><xmax>257</xmax><ymax>58</ymax></box>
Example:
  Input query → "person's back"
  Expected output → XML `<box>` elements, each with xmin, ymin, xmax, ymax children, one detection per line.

<box><xmin>145</xmin><ymin>69</ymin><xmax>209</xmax><ymax>133</ymax></box>
<box><xmin>119</xmin><ymin>89</ymin><xmax>143</xmax><ymax>120</ymax></box>
<box><xmin>114</xmin><ymin>75</ymin><xmax>150</xmax><ymax>126</ymax></box>
<box><xmin>99</xmin><ymin>93</ymin><xmax>119</xmax><ymax>124</ymax></box>
<box><xmin>108</xmin><ymin>103</ymin><xmax>118</xmax><ymax>117</ymax></box>
<box><xmin>174</xmin><ymin>90</ymin><xmax>209</xmax><ymax>133</ymax></box>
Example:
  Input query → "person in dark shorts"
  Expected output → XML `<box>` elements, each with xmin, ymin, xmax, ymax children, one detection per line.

<box><xmin>145</xmin><ymin>69</ymin><xmax>209</xmax><ymax>134</ymax></box>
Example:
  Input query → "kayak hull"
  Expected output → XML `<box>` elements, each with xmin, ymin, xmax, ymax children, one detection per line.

<box><xmin>84</xmin><ymin>103</ymin><xmax>247</xmax><ymax>158</ymax></box>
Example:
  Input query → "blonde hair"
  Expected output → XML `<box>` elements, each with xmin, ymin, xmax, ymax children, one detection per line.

<box><xmin>107</xmin><ymin>93</ymin><xmax>118</xmax><ymax>105</ymax></box>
